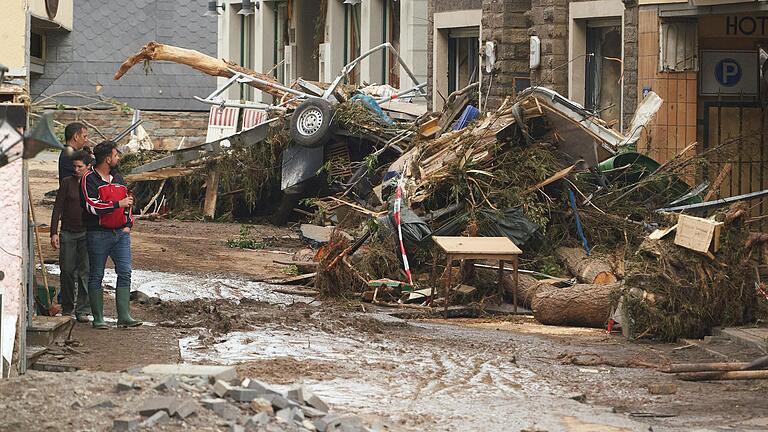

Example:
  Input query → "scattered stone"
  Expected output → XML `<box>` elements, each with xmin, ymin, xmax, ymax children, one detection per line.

<box><xmin>70</xmin><ymin>399</ymin><xmax>83</xmax><ymax>409</ymax></box>
<box><xmin>139</xmin><ymin>411</ymin><xmax>170</xmax><ymax>428</ymax></box>
<box><xmin>249</xmin><ymin>398</ymin><xmax>274</xmax><ymax>415</ymax></box>
<box><xmin>286</xmin><ymin>386</ymin><xmax>310</xmax><ymax>404</ymax></box>
<box><xmin>137</xmin><ymin>364</ymin><xmax>237</xmax><ymax>381</ymax></box>
<box><xmin>179</xmin><ymin>382</ymin><xmax>200</xmax><ymax>393</ymax></box>
<box><xmin>230</xmin><ymin>424</ymin><xmax>244</xmax><ymax>432</ymax></box>
<box><xmin>210</xmin><ymin>400</ymin><xmax>241</xmax><ymax>420</ymax></box>
<box><xmin>338</xmin><ymin>415</ymin><xmax>364</xmax><ymax>432</ymax></box>
<box><xmin>305</xmin><ymin>393</ymin><xmax>330</xmax><ymax>413</ymax></box>
<box><xmin>201</xmin><ymin>398</ymin><xmax>228</xmax><ymax>409</ymax></box>
<box><xmin>302</xmin><ymin>419</ymin><xmax>318</xmax><ymax>431</ymax></box>
<box><xmin>154</xmin><ymin>376</ymin><xmax>179</xmax><ymax>392</ymax></box>
<box><xmin>174</xmin><ymin>400</ymin><xmax>198</xmax><ymax>419</ymax></box>
<box><xmin>263</xmin><ymin>393</ymin><xmax>295</xmax><ymax>410</ymax></box>
<box><xmin>648</xmin><ymin>383</ymin><xmax>678</xmax><ymax>395</ymax></box>
<box><xmin>213</xmin><ymin>380</ymin><xmax>234</xmax><ymax>398</ymax></box>
<box><xmin>112</xmin><ymin>416</ymin><xmax>141</xmax><ymax>432</ymax></box>
<box><xmin>89</xmin><ymin>398</ymin><xmax>117</xmax><ymax>409</ymax></box>
<box><xmin>116</xmin><ymin>377</ymin><xmax>135</xmax><ymax>392</ymax></box>
<box><xmin>246</xmin><ymin>412</ymin><xmax>271</xmax><ymax>428</ymax></box>
<box><xmin>244</xmin><ymin>378</ymin><xmax>280</xmax><ymax>396</ymax></box>
<box><xmin>314</xmin><ymin>414</ymin><xmax>342</xmax><ymax>432</ymax></box>
<box><xmin>565</xmin><ymin>392</ymin><xmax>586</xmax><ymax>403</ymax></box>
<box><xmin>277</xmin><ymin>407</ymin><xmax>305</xmax><ymax>423</ymax></box>
<box><xmin>299</xmin><ymin>405</ymin><xmax>327</xmax><ymax>419</ymax></box>
<box><xmin>228</xmin><ymin>387</ymin><xmax>263</xmax><ymax>402</ymax></box>
<box><xmin>138</xmin><ymin>396</ymin><xmax>178</xmax><ymax>417</ymax></box>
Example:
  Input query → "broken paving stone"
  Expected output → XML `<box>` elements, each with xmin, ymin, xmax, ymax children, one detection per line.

<box><xmin>286</xmin><ymin>386</ymin><xmax>311</xmax><ymax>404</ymax></box>
<box><xmin>174</xmin><ymin>400</ymin><xmax>198</xmax><ymax>419</ymax></box>
<box><xmin>138</xmin><ymin>396</ymin><xmax>178</xmax><ymax>417</ymax></box>
<box><xmin>116</xmin><ymin>377</ymin><xmax>135</xmax><ymax>392</ymax></box>
<box><xmin>210</xmin><ymin>400</ymin><xmax>241</xmax><ymax>421</ymax></box>
<box><xmin>154</xmin><ymin>376</ymin><xmax>179</xmax><ymax>392</ymax></box>
<box><xmin>140</xmin><ymin>411</ymin><xmax>170</xmax><ymax>428</ymax></box>
<box><xmin>305</xmin><ymin>393</ymin><xmax>329</xmax><ymax>413</ymax></box>
<box><xmin>201</xmin><ymin>398</ymin><xmax>228</xmax><ymax>409</ymax></box>
<box><xmin>246</xmin><ymin>412</ymin><xmax>271</xmax><ymax>428</ymax></box>
<box><xmin>89</xmin><ymin>398</ymin><xmax>118</xmax><ymax>409</ymax></box>
<box><xmin>565</xmin><ymin>392</ymin><xmax>586</xmax><ymax>403</ymax></box>
<box><xmin>299</xmin><ymin>405</ymin><xmax>327</xmax><ymax>418</ymax></box>
<box><xmin>302</xmin><ymin>419</ymin><xmax>318</xmax><ymax>431</ymax></box>
<box><xmin>243</xmin><ymin>378</ymin><xmax>280</xmax><ymax>396</ymax></box>
<box><xmin>249</xmin><ymin>398</ymin><xmax>274</xmax><ymax>415</ymax></box>
<box><xmin>648</xmin><ymin>383</ymin><xmax>678</xmax><ymax>395</ymax></box>
<box><xmin>263</xmin><ymin>393</ymin><xmax>295</xmax><ymax>410</ymax></box>
<box><xmin>213</xmin><ymin>380</ymin><xmax>234</xmax><ymax>398</ymax></box>
<box><xmin>230</xmin><ymin>424</ymin><xmax>244</xmax><ymax>432</ymax></box>
<box><xmin>277</xmin><ymin>407</ymin><xmax>305</xmax><ymax>423</ymax></box>
<box><xmin>314</xmin><ymin>414</ymin><xmax>343</xmax><ymax>432</ymax></box>
<box><xmin>112</xmin><ymin>416</ymin><xmax>141</xmax><ymax>432</ymax></box>
<box><xmin>137</xmin><ymin>364</ymin><xmax>237</xmax><ymax>382</ymax></box>
<box><xmin>229</xmin><ymin>387</ymin><xmax>263</xmax><ymax>402</ymax></box>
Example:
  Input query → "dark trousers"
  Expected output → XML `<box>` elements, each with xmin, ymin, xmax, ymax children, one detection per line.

<box><xmin>86</xmin><ymin>229</ymin><xmax>132</xmax><ymax>294</ymax></box>
<box><xmin>59</xmin><ymin>230</ymin><xmax>90</xmax><ymax>315</ymax></box>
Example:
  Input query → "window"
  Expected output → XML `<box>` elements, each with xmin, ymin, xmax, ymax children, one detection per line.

<box><xmin>447</xmin><ymin>27</ymin><xmax>479</xmax><ymax>94</ymax></box>
<box><xmin>585</xmin><ymin>21</ymin><xmax>622</xmax><ymax>124</ymax></box>
<box><xmin>660</xmin><ymin>20</ymin><xmax>698</xmax><ymax>72</ymax></box>
<box><xmin>30</xmin><ymin>31</ymin><xmax>45</xmax><ymax>64</ymax></box>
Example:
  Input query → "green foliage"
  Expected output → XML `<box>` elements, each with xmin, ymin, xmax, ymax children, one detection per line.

<box><xmin>226</xmin><ymin>225</ymin><xmax>266</xmax><ymax>250</ymax></box>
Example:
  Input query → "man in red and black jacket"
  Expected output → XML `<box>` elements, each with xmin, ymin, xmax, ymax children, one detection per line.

<box><xmin>80</xmin><ymin>140</ymin><xmax>141</xmax><ymax>329</ymax></box>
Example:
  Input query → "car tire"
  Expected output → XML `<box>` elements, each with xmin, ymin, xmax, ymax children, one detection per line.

<box><xmin>290</xmin><ymin>98</ymin><xmax>335</xmax><ymax>148</ymax></box>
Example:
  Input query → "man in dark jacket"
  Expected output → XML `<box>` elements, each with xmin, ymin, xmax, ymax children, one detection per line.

<box><xmin>59</xmin><ymin>122</ymin><xmax>88</xmax><ymax>183</ymax></box>
<box><xmin>80</xmin><ymin>141</ymin><xmax>141</xmax><ymax>329</ymax></box>
<box><xmin>51</xmin><ymin>150</ymin><xmax>92</xmax><ymax>322</ymax></box>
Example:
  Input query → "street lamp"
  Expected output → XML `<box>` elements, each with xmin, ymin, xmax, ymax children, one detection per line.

<box><xmin>238</xmin><ymin>0</ymin><xmax>258</xmax><ymax>15</ymax></box>
<box><xmin>204</xmin><ymin>1</ymin><xmax>225</xmax><ymax>16</ymax></box>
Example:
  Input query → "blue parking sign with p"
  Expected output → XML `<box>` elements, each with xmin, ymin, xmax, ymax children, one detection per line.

<box><xmin>715</xmin><ymin>58</ymin><xmax>742</xmax><ymax>87</ymax></box>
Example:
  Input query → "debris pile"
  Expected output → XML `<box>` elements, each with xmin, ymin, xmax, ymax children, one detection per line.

<box><xmin>113</xmin><ymin>42</ymin><xmax>768</xmax><ymax>340</ymax></box>
<box><xmin>112</xmin><ymin>364</ymin><xmax>371</xmax><ymax>432</ymax></box>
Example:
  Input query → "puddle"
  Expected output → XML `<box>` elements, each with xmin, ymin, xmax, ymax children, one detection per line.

<box><xmin>44</xmin><ymin>264</ymin><xmax>311</xmax><ymax>305</ymax></box>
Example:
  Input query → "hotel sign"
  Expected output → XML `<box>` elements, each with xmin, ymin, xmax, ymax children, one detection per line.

<box><xmin>699</xmin><ymin>15</ymin><xmax>768</xmax><ymax>37</ymax></box>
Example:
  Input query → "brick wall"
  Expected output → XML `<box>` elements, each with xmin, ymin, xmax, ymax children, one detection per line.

<box><xmin>481</xmin><ymin>0</ymin><xmax>531</xmax><ymax>110</ymax></box>
<box><xmin>637</xmin><ymin>6</ymin><xmax>697</xmax><ymax>164</ymax></box>
<box><xmin>52</xmin><ymin>109</ymin><xmax>210</xmax><ymax>150</ymax></box>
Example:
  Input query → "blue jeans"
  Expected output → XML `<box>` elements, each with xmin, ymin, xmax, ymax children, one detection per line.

<box><xmin>86</xmin><ymin>229</ymin><xmax>132</xmax><ymax>293</ymax></box>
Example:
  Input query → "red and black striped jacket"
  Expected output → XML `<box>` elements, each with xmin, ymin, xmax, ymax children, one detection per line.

<box><xmin>79</xmin><ymin>168</ymin><xmax>133</xmax><ymax>231</ymax></box>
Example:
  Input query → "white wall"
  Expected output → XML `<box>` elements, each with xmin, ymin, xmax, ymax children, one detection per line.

<box><xmin>399</xmin><ymin>0</ymin><xmax>429</xmax><ymax>92</ymax></box>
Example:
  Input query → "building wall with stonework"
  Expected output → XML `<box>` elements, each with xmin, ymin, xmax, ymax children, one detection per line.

<box><xmin>52</xmin><ymin>110</ymin><xmax>210</xmax><ymax>150</ymax></box>
<box><xmin>426</xmin><ymin>0</ymin><xmax>483</xmax><ymax>109</ymax></box>
<box><xmin>528</xmin><ymin>0</ymin><xmax>569</xmax><ymax>96</ymax></box>
<box><xmin>481</xmin><ymin>0</ymin><xmax>532</xmax><ymax>110</ymax></box>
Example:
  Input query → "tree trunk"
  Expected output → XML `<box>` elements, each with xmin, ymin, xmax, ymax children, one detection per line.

<box><xmin>555</xmin><ymin>247</ymin><xmax>618</xmax><ymax>284</ymax></box>
<box><xmin>531</xmin><ymin>282</ymin><xmax>620</xmax><ymax>328</ymax></box>
<box><xmin>501</xmin><ymin>273</ymin><xmax>557</xmax><ymax>309</ymax></box>
<box><xmin>113</xmin><ymin>41</ymin><xmax>290</xmax><ymax>100</ymax></box>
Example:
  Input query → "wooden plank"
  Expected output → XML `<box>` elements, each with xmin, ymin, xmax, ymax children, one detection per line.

<box><xmin>263</xmin><ymin>272</ymin><xmax>317</xmax><ymax>285</ymax></box>
<box><xmin>203</xmin><ymin>166</ymin><xmax>220</xmax><ymax>219</ymax></box>
<box><xmin>649</xmin><ymin>224</ymin><xmax>678</xmax><ymax>240</ymax></box>
<box><xmin>125</xmin><ymin>167</ymin><xmax>196</xmax><ymax>182</ymax></box>
<box><xmin>524</xmin><ymin>164</ymin><xmax>577</xmax><ymax>194</ymax></box>
<box><xmin>272</xmin><ymin>260</ymin><xmax>319</xmax><ymax>268</ymax></box>
<box><xmin>704</xmin><ymin>163</ymin><xmax>732</xmax><ymax>201</ymax></box>
<box><xmin>433</xmin><ymin>236</ymin><xmax>522</xmax><ymax>255</ymax></box>
<box><xmin>674</xmin><ymin>214</ymin><xmax>723</xmax><ymax>253</ymax></box>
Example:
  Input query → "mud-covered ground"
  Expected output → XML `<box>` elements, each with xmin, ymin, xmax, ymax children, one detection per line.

<box><xmin>3</xmin><ymin>153</ymin><xmax>767</xmax><ymax>431</ymax></box>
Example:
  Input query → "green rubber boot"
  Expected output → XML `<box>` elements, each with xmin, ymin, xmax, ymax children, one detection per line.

<box><xmin>89</xmin><ymin>289</ymin><xmax>108</xmax><ymax>330</ymax></box>
<box><xmin>116</xmin><ymin>287</ymin><xmax>142</xmax><ymax>328</ymax></box>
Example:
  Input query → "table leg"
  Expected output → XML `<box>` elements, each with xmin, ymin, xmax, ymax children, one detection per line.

<box><xmin>498</xmin><ymin>260</ymin><xmax>505</xmax><ymax>304</ymax></box>
<box><xmin>512</xmin><ymin>256</ymin><xmax>519</xmax><ymax>314</ymax></box>
<box><xmin>444</xmin><ymin>255</ymin><xmax>452</xmax><ymax>316</ymax></box>
<box><xmin>429</xmin><ymin>252</ymin><xmax>438</xmax><ymax>306</ymax></box>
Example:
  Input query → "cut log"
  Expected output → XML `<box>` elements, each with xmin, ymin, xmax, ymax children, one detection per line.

<box><xmin>676</xmin><ymin>370</ymin><xmax>768</xmax><ymax>381</ymax></box>
<box><xmin>114</xmin><ymin>41</ymin><xmax>290</xmax><ymax>100</ymax></box>
<box><xmin>501</xmin><ymin>273</ymin><xmax>557</xmax><ymax>309</ymax></box>
<box><xmin>662</xmin><ymin>362</ymin><xmax>759</xmax><ymax>373</ymax></box>
<box><xmin>531</xmin><ymin>282</ymin><xmax>621</xmax><ymax>328</ymax></box>
<box><xmin>555</xmin><ymin>247</ymin><xmax>618</xmax><ymax>284</ymax></box>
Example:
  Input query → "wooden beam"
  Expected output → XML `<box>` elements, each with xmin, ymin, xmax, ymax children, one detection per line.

<box><xmin>203</xmin><ymin>166</ymin><xmax>220</xmax><ymax>220</ymax></box>
<box><xmin>704</xmin><ymin>162</ymin><xmax>732</xmax><ymax>201</ymax></box>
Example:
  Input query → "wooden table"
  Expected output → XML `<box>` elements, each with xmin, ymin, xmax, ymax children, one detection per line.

<box><xmin>432</xmin><ymin>236</ymin><xmax>523</xmax><ymax>314</ymax></box>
